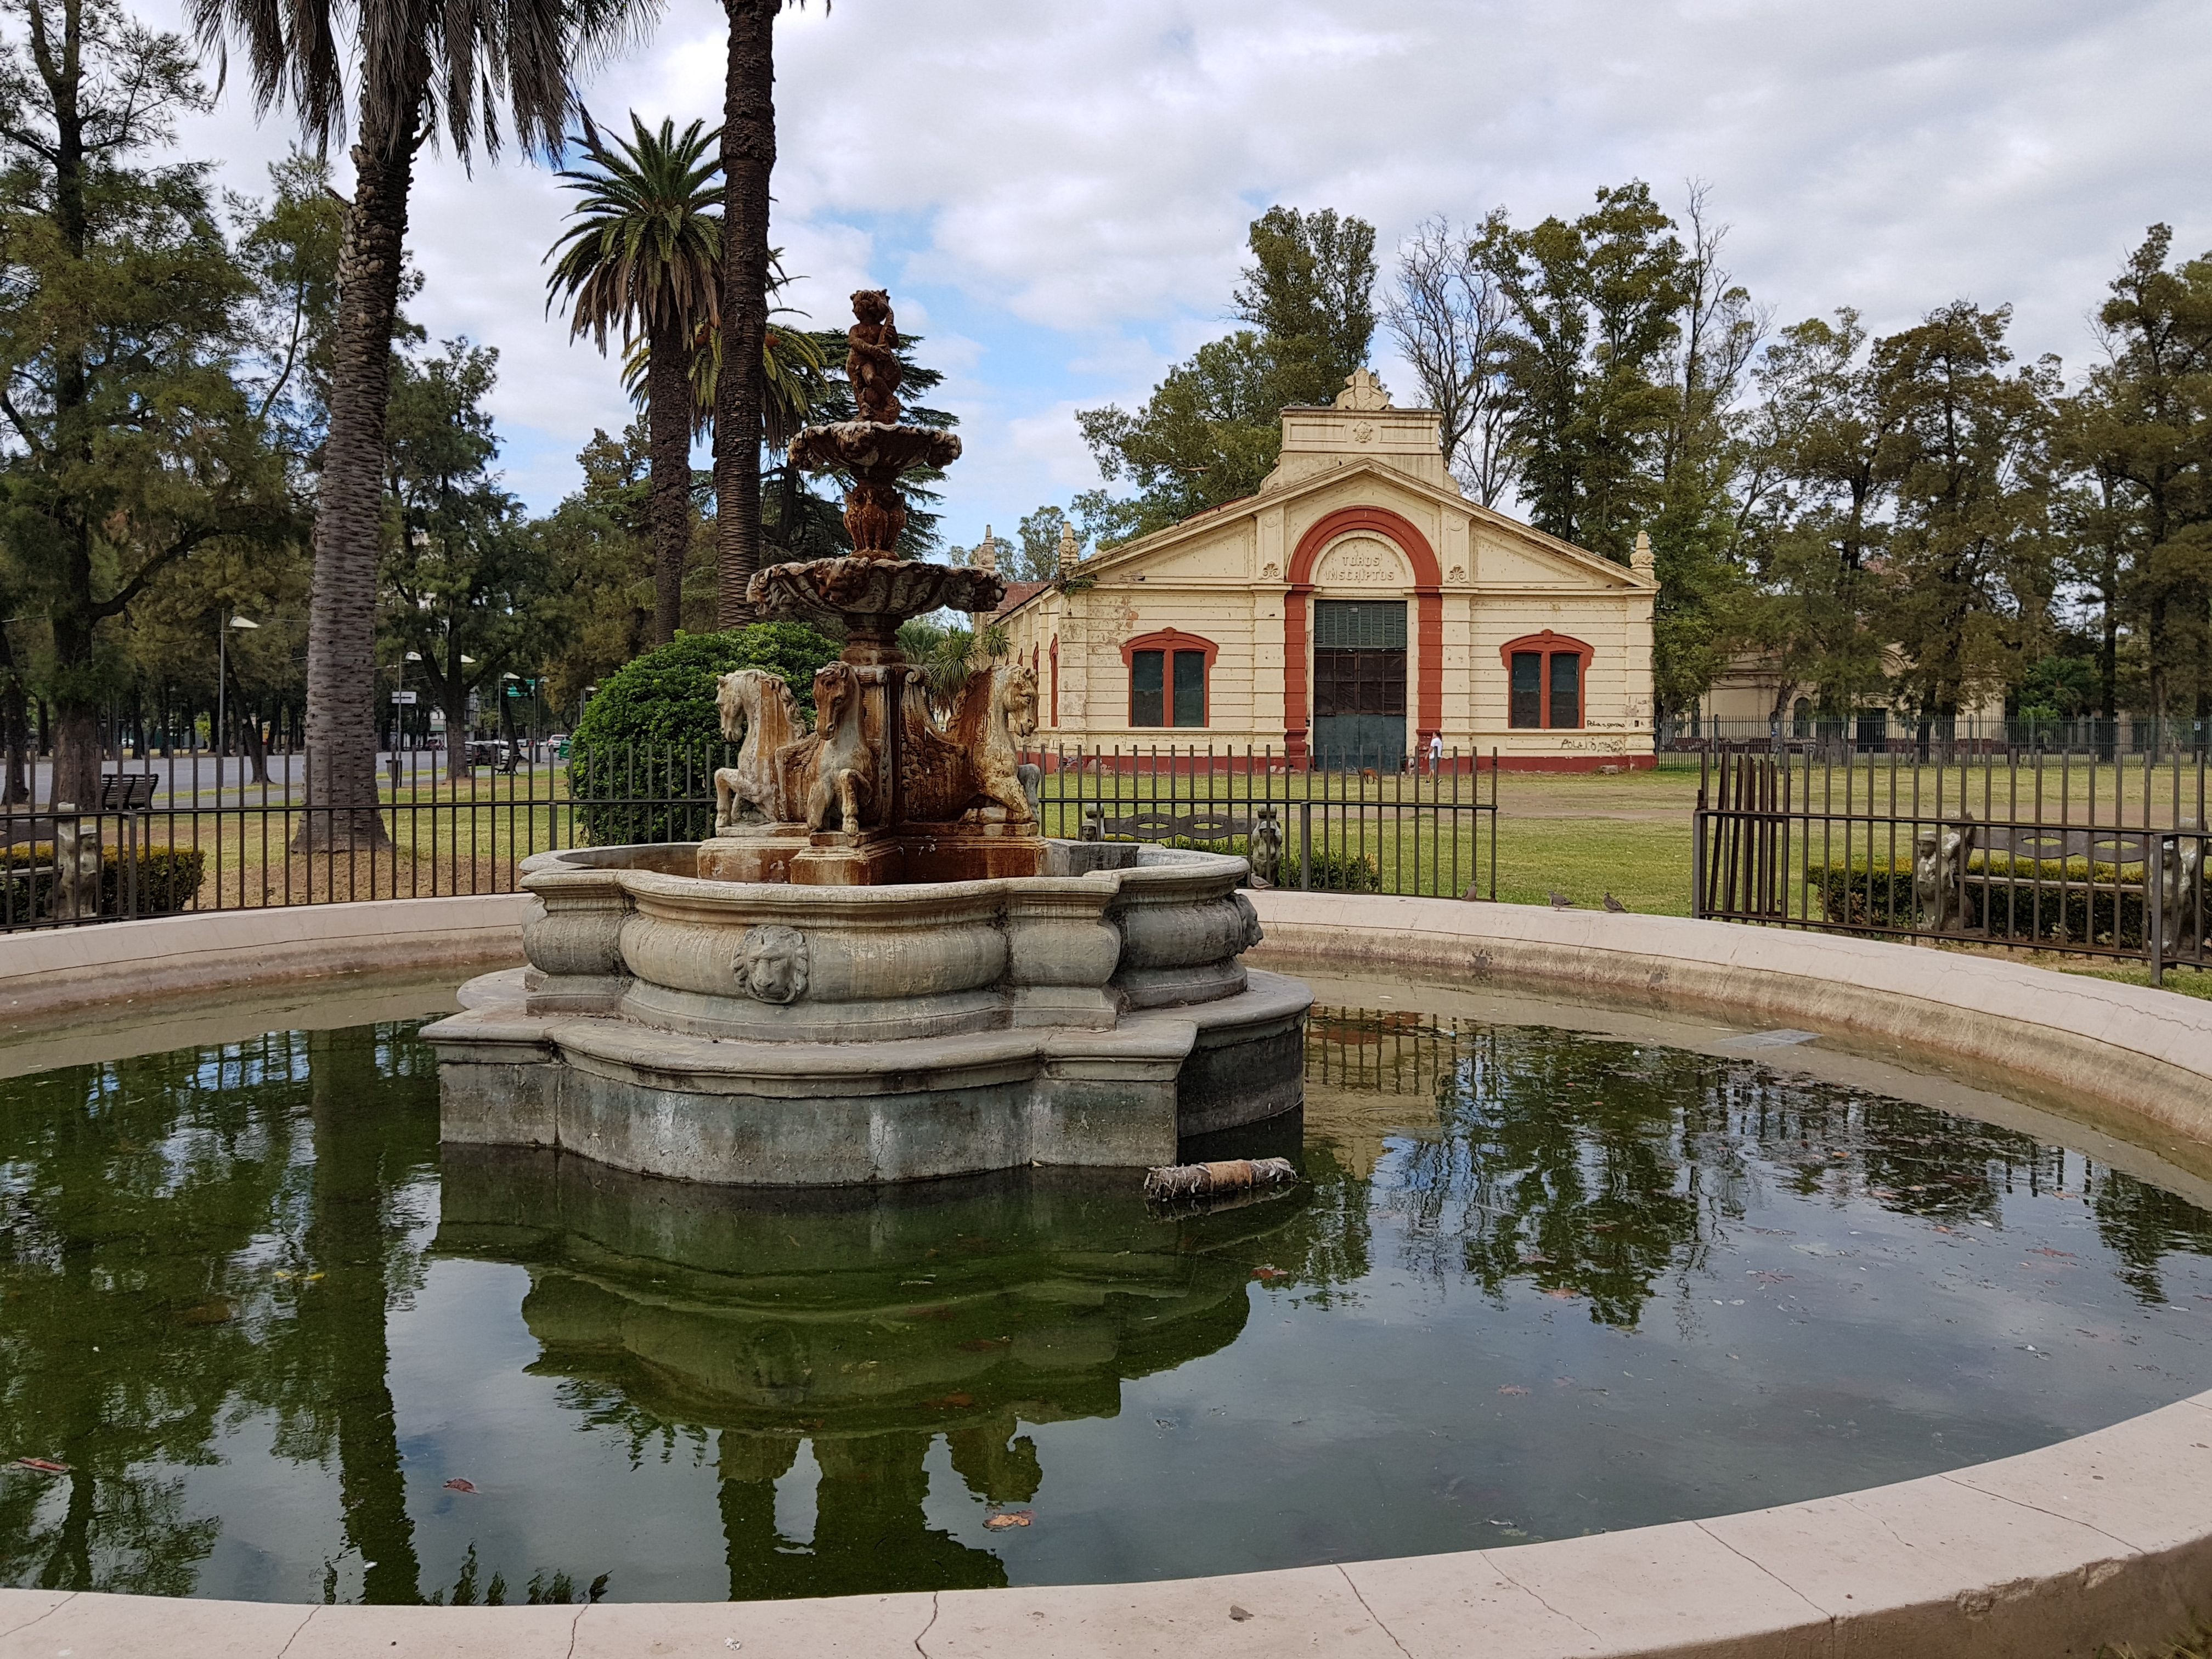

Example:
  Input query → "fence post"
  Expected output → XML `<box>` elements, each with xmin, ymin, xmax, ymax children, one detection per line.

<box><xmin>1691</xmin><ymin>749</ymin><xmax>1709</xmax><ymax>919</ymax></box>
<box><xmin>1299</xmin><ymin>800</ymin><xmax>1312</xmax><ymax>891</ymax></box>
<box><xmin>2151</xmin><ymin>832</ymin><xmax>2166</xmax><ymax>987</ymax></box>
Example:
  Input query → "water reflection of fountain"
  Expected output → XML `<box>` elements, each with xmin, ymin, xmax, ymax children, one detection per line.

<box><xmin>433</xmin><ymin>1147</ymin><xmax>1305</xmax><ymax>1596</ymax></box>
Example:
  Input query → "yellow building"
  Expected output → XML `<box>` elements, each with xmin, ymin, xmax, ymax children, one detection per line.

<box><xmin>993</xmin><ymin>370</ymin><xmax>1657</xmax><ymax>770</ymax></box>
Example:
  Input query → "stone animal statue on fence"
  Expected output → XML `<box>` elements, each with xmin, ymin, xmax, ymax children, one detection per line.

<box><xmin>711</xmin><ymin>669</ymin><xmax>808</xmax><ymax>834</ymax></box>
<box><xmin>898</xmin><ymin>663</ymin><xmax>1041</xmax><ymax>823</ymax></box>
<box><xmin>1248</xmin><ymin>804</ymin><xmax>1283</xmax><ymax>887</ymax></box>
<box><xmin>47</xmin><ymin>805</ymin><xmax>101</xmax><ymax>921</ymax></box>
<box><xmin>792</xmin><ymin>663</ymin><xmax>874</xmax><ymax>836</ymax></box>
<box><xmin>2160</xmin><ymin>832</ymin><xmax>2205</xmax><ymax>959</ymax></box>
<box><xmin>1912</xmin><ymin>816</ymin><xmax>1976</xmax><ymax>932</ymax></box>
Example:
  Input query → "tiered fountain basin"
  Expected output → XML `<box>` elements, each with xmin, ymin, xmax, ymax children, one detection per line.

<box><xmin>422</xmin><ymin>841</ymin><xmax>1309</xmax><ymax>1186</ymax></box>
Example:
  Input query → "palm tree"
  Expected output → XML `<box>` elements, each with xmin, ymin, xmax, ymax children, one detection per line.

<box><xmin>547</xmin><ymin>113</ymin><xmax>722</xmax><ymax>648</ymax></box>
<box><xmin>188</xmin><ymin>0</ymin><xmax>639</xmax><ymax>848</ymax></box>
<box><xmin>715</xmin><ymin>0</ymin><xmax>824</xmax><ymax>625</ymax></box>
<box><xmin>628</xmin><ymin>286</ymin><xmax>826</xmax><ymax>571</ymax></box>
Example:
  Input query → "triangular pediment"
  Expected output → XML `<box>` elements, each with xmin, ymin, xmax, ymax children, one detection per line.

<box><xmin>1064</xmin><ymin>460</ymin><xmax>1651</xmax><ymax>592</ymax></box>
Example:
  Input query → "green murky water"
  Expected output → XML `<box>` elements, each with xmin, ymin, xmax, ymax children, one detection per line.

<box><xmin>4</xmin><ymin>997</ymin><xmax>2212</xmax><ymax>1604</ymax></box>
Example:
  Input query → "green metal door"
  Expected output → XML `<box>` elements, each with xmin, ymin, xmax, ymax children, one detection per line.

<box><xmin>1311</xmin><ymin>600</ymin><xmax>1407</xmax><ymax>770</ymax></box>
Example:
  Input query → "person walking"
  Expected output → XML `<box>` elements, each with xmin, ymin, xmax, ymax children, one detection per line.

<box><xmin>1426</xmin><ymin>730</ymin><xmax>1443</xmax><ymax>776</ymax></box>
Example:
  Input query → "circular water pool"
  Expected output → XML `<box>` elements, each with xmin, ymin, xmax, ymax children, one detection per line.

<box><xmin>4</xmin><ymin>976</ymin><xmax>2211</xmax><ymax>1606</ymax></box>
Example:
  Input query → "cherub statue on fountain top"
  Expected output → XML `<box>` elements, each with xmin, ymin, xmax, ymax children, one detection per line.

<box><xmin>847</xmin><ymin>289</ymin><xmax>902</xmax><ymax>426</ymax></box>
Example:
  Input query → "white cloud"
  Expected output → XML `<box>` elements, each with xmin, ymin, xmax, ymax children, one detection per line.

<box><xmin>132</xmin><ymin>0</ymin><xmax>2212</xmax><ymax>529</ymax></box>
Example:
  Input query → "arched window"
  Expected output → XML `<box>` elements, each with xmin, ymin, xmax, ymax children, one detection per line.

<box><xmin>1122</xmin><ymin>629</ymin><xmax>1217</xmax><ymax>729</ymax></box>
<box><xmin>1500</xmin><ymin>632</ymin><xmax>1593</xmax><ymax>730</ymax></box>
<box><xmin>1792</xmin><ymin>697</ymin><xmax>1812</xmax><ymax>739</ymax></box>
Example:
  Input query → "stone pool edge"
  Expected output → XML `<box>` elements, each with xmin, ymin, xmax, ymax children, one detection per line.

<box><xmin>4</xmin><ymin>893</ymin><xmax>2211</xmax><ymax>1658</ymax></box>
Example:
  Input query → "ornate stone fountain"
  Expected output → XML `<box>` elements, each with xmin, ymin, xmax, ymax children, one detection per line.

<box><xmin>425</xmin><ymin>291</ymin><xmax>1309</xmax><ymax>1187</ymax></box>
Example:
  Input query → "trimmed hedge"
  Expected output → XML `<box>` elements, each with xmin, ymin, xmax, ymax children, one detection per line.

<box><xmin>1810</xmin><ymin>852</ymin><xmax>2151</xmax><ymax>949</ymax></box>
<box><xmin>1151</xmin><ymin>832</ymin><xmax>1383</xmax><ymax>894</ymax></box>
<box><xmin>567</xmin><ymin>624</ymin><xmax>839</xmax><ymax>845</ymax></box>
<box><xmin>0</xmin><ymin>843</ymin><xmax>206</xmax><ymax>919</ymax></box>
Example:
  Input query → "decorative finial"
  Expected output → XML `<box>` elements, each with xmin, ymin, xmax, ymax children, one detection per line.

<box><xmin>975</xmin><ymin>526</ymin><xmax>998</xmax><ymax>573</ymax></box>
<box><xmin>1334</xmin><ymin>368</ymin><xmax>1392</xmax><ymax>412</ymax></box>
<box><xmin>1057</xmin><ymin>521</ymin><xmax>1079</xmax><ymax>571</ymax></box>
<box><xmin>1632</xmin><ymin>530</ymin><xmax>1655</xmax><ymax>576</ymax></box>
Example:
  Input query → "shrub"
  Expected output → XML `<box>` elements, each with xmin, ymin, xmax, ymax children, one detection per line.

<box><xmin>0</xmin><ymin>843</ymin><xmax>205</xmax><ymax>920</ymax></box>
<box><xmin>567</xmin><ymin>624</ymin><xmax>839</xmax><ymax>845</ymax></box>
<box><xmin>1809</xmin><ymin>851</ymin><xmax>2148</xmax><ymax>949</ymax></box>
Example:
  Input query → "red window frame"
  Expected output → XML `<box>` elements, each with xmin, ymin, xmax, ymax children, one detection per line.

<box><xmin>1499</xmin><ymin>631</ymin><xmax>1594</xmax><ymax>730</ymax></box>
<box><xmin>1121</xmin><ymin>629</ymin><xmax>1219</xmax><ymax>729</ymax></box>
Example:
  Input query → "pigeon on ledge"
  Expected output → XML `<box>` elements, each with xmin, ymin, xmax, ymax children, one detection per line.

<box><xmin>1548</xmin><ymin>891</ymin><xmax>1573</xmax><ymax>910</ymax></box>
<box><xmin>1604</xmin><ymin>891</ymin><xmax>1629</xmax><ymax>913</ymax></box>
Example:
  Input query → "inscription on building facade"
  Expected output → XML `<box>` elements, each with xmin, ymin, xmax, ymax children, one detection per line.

<box><xmin>1317</xmin><ymin>536</ymin><xmax>1405</xmax><ymax>586</ymax></box>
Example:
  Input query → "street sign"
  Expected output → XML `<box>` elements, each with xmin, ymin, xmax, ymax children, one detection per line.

<box><xmin>391</xmin><ymin>691</ymin><xmax>418</xmax><ymax>704</ymax></box>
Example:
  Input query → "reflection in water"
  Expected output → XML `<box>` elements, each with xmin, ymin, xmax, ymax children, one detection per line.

<box><xmin>433</xmin><ymin>1148</ymin><xmax>1302</xmax><ymax>1599</ymax></box>
<box><xmin>6</xmin><ymin>1009</ymin><xmax>2212</xmax><ymax>1602</ymax></box>
<box><xmin>0</xmin><ymin>1029</ymin><xmax>432</xmax><ymax>1598</ymax></box>
<box><xmin>1306</xmin><ymin>1008</ymin><xmax>2212</xmax><ymax>1319</ymax></box>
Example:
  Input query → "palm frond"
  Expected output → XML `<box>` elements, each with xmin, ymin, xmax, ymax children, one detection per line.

<box><xmin>545</xmin><ymin>111</ymin><xmax>723</xmax><ymax>350</ymax></box>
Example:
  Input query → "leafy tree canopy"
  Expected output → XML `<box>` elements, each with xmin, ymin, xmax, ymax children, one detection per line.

<box><xmin>1077</xmin><ymin>205</ymin><xmax>1376</xmax><ymax>543</ymax></box>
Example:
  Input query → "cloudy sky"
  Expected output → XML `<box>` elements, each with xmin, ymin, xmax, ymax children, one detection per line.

<box><xmin>151</xmin><ymin>0</ymin><xmax>2212</xmax><ymax>542</ymax></box>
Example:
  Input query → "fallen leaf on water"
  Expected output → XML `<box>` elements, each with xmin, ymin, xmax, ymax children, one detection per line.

<box><xmin>13</xmin><ymin>1458</ymin><xmax>68</xmax><ymax>1474</ymax></box>
<box><xmin>443</xmin><ymin>1479</ymin><xmax>478</xmax><ymax>1494</ymax></box>
<box><xmin>1497</xmin><ymin>1385</ymin><xmax>1530</xmax><ymax>1396</ymax></box>
<box><xmin>1250</xmin><ymin>1266</ymin><xmax>1288</xmax><ymax>1282</ymax></box>
<box><xmin>983</xmin><ymin>1510</ymin><xmax>1034</xmax><ymax>1531</ymax></box>
<box><xmin>304</xmin><ymin>1272</ymin><xmax>325</xmax><ymax>1283</ymax></box>
<box><xmin>1542</xmin><ymin>1288</ymin><xmax>1577</xmax><ymax>1300</ymax></box>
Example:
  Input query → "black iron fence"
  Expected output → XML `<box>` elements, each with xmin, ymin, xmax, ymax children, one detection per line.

<box><xmin>0</xmin><ymin>738</ymin><xmax>1499</xmax><ymax>934</ymax></box>
<box><xmin>1661</xmin><ymin>714</ymin><xmax>2212</xmax><ymax>768</ymax></box>
<box><xmin>1693</xmin><ymin>744</ymin><xmax>2212</xmax><ymax>983</ymax></box>
<box><xmin>1022</xmin><ymin>741</ymin><xmax>1498</xmax><ymax>902</ymax></box>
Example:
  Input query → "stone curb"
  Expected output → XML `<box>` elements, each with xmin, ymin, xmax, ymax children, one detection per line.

<box><xmin>0</xmin><ymin>893</ymin><xmax>535</xmax><ymax>1024</ymax></box>
<box><xmin>4</xmin><ymin>893</ymin><xmax>2211</xmax><ymax>1657</ymax></box>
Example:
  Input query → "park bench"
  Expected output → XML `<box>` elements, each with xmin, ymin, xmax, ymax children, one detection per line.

<box><xmin>0</xmin><ymin>774</ymin><xmax>153</xmax><ymax>850</ymax></box>
<box><xmin>101</xmin><ymin>772</ymin><xmax>157</xmax><ymax>813</ymax></box>
<box><xmin>1080</xmin><ymin>804</ymin><xmax>1276</xmax><ymax>844</ymax></box>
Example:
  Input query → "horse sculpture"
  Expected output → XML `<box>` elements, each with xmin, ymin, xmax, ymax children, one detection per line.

<box><xmin>792</xmin><ymin>663</ymin><xmax>874</xmax><ymax>836</ymax></box>
<box><xmin>898</xmin><ymin>663</ymin><xmax>1040</xmax><ymax>823</ymax></box>
<box><xmin>712</xmin><ymin>669</ymin><xmax>808</xmax><ymax>834</ymax></box>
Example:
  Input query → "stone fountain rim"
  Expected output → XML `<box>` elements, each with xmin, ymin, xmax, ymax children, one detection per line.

<box><xmin>522</xmin><ymin>842</ymin><xmax>1253</xmax><ymax>913</ymax></box>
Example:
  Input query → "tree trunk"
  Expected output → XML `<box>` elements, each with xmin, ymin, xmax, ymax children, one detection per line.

<box><xmin>300</xmin><ymin>95</ymin><xmax>421</xmax><ymax>850</ymax></box>
<box><xmin>647</xmin><ymin>314</ymin><xmax>693</xmax><ymax>645</ymax></box>
<box><xmin>307</xmin><ymin>1027</ymin><xmax>425</xmax><ymax>1606</ymax></box>
<box><xmin>48</xmin><ymin>702</ymin><xmax>98</xmax><ymax>813</ymax></box>
<box><xmin>444</xmin><ymin>657</ymin><xmax>470</xmax><ymax>783</ymax></box>
<box><xmin>715</xmin><ymin>0</ymin><xmax>778</xmax><ymax>629</ymax></box>
<box><xmin>0</xmin><ymin>620</ymin><xmax>30</xmax><ymax>806</ymax></box>
<box><xmin>2</xmin><ymin>685</ymin><xmax>26</xmax><ymax>805</ymax></box>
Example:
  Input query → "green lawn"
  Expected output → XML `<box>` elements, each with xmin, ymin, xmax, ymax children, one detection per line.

<box><xmin>1492</xmin><ymin>815</ymin><xmax>1694</xmax><ymax>914</ymax></box>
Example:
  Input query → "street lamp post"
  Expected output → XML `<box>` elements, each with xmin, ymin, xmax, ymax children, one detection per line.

<box><xmin>217</xmin><ymin>612</ymin><xmax>258</xmax><ymax>800</ymax></box>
